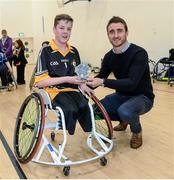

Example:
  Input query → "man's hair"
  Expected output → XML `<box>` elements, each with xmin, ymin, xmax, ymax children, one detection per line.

<box><xmin>54</xmin><ymin>14</ymin><xmax>73</xmax><ymax>27</ymax></box>
<box><xmin>106</xmin><ymin>16</ymin><xmax>128</xmax><ymax>32</ymax></box>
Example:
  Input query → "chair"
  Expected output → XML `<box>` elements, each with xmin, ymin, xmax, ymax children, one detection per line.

<box><xmin>152</xmin><ymin>48</ymin><xmax>174</xmax><ymax>86</ymax></box>
<box><xmin>13</xmin><ymin>88</ymin><xmax>113</xmax><ymax>176</ymax></box>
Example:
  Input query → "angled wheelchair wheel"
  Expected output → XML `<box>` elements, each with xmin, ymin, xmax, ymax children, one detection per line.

<box><xmin>13</xmin><ymin>92</ymin><xmax>45</xmax><ymax>163</ymax></box>
<box><xmin>91</xmin><ymin>95</ymin><xmax>113</xmax><ymax>139</ymax></box>
<box><xmin>29</xmin><ymin>67</ymin><xmax>36</xmax><ymax>90</ymax></box>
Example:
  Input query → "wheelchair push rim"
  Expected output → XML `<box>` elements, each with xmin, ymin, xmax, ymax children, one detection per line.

<box><xmin>91</xmin><ymin>95</ymin><xmax>113</xmax><ymax>139</ymax></box>
<box><xmin>13</xmin><ymin>92</ymin><xmax>45</xmax><ymax>163</ymax></box>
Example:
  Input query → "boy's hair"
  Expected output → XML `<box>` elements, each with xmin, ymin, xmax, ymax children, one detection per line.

<box><xmin>54</xmin><ymin>14</ymin><xmax>73</xmax><ymax>27</ymax></box>
<box><xmin>106</xmin><ymin>16</ymin><xmax>128</xmax><ymax>32</ymax></box>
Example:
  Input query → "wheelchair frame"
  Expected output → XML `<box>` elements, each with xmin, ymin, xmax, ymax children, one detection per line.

<box><xmin>151</xmin><ymin>56</ymin><xmax>174</xmax><ymax>86</ymax></box>
<box><xmin>14</xmin><ymin>89</ymin><xmax>113</xmax><ymax>176</ymax></box>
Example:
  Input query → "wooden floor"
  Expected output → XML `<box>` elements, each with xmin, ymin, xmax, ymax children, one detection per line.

<box><xmin>0</xmin><ymin>64</ymin><xmax>174</xmax><ymax>179</ymax></box>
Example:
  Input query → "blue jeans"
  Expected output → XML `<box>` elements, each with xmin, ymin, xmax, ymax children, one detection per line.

<box><xmin>100</xmin><ymin>93</ymin><xmax>153</xmax><ymax>133</ymax></box>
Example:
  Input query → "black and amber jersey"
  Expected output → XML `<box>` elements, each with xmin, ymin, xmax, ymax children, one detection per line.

<box><xmin>35</xmin><ymin>39</ymin><xmax>81</xmax><ymax>99</ymax></box>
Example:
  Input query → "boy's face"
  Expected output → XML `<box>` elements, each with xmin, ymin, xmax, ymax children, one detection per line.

<box><xmin>107</xmin><ymin>22</ymin><xmax>128</xmax><ymax>48</ymax></box>
<box><xmin>53</xmin><ymin>20</ymin><xmax>73</xmax><ymax>44</ymax></box>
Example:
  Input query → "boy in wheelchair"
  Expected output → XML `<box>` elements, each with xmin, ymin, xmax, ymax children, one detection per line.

<box><xmin>34</xmin><ymin>14</ymin><xmax>94</xmax><ymax>135</ymax></box>
<box><xmin>0</xmin><ymin>48</ymin><xmax>13</xmax><ymax>88</ymax></box>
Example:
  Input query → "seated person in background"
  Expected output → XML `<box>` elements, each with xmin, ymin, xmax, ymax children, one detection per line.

<box><xmin>34</xmin><ymin>14</ymin><xmax>94</xmax><ymax>135</ymax></box>
<box><xmin>41</xmin><ymin>41</ymin><xmax>49</xmax><ymax>47</ymax></box>
<box><xmin>0</xmin><ymin>48</ymin><xmax>13</xmax><ymax>86</ymax></box>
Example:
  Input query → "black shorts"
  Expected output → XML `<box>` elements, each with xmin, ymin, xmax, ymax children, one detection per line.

<box><xmin>52</xmin><ymin>91</ymin><xmax>92</xmax><ymax>135</ymax></box>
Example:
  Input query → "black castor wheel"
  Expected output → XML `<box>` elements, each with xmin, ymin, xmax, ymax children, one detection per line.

<box><xmin>100</xmin><ymin>157</ymin><xmax>107</xmax><ymax>166</ymax></box>
<box><xmin>63</xmin><ymin>166</ymin><xmax>70</xmax><ymax>176</ymax></box>
<box><xmin>51</xmin><ymin>132</ymin><xmax>55</xmax><ymax>141</ymax></box>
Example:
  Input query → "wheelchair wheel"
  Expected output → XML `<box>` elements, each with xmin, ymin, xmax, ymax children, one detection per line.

<box><xmin>29</xmin><ymin>67</ymin><xmax>36</xmax><ymax>90</ymax></box>
<box><xmin>13</xmin><ymin>92</ymin><xmax>45</xmax><ymax>163</ymax></box>
<box><xmin>91</xmin><ymin>95</ymin><xmax>113</xmax><ymax>139</ymax></box>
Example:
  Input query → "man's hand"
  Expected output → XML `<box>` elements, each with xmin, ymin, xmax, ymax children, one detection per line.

<box><xmin>79</xmin><ymin>83</ymin><xmax>95</xmax><ymax>97</ymax></box>
<box><xmin>86</xmin><ymin>77</ymin><xmax>104</xmax><ymax>88</ymax></box>
<box><xmin>5</xmin><ymin>61</ymin><xmax>13</xmax><ymax>74</ymax></box>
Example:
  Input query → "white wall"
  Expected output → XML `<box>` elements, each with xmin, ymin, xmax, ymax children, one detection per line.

<box><xmin>0</xmin><ymin>0</ymin><xmax>32</xmax><ymax>37</ymax></box>
<box><xmin>0</xmin><ymin>0</ymin><xmax>174</xmax><ymax>66</ymax></box>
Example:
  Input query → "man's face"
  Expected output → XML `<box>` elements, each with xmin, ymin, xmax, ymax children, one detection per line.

<box><xmin>53</xmin><ymin>20</ymin><xmax>73</xmax><ymax>44</ymax></box>
<box><xmin>2</xmin><ymin>31</ymin><xmax>7</xmax><ymax>38</ymax></box>
<box><xmin>107</xmin><ymin>22</ymin><xmax>128</xmax><ymax>48</ymax></box>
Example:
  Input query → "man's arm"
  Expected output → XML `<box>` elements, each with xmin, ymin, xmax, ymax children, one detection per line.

<box><xmin>87</xmin><ymin>54</ymin><xmax>111</xmax><ymax>88</ymax></box>
<box><xmin>103</xmin><ymin>50</ymin><xmax>148</xmax><ymax>91</ymax></box>
<box><xmin>5</xmin><ymin>38</ymin><xmax>13</xmax><ymax>56</ymax></box>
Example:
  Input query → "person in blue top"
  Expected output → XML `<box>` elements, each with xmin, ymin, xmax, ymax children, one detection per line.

<box><xmin>87</xmin><ymin>16</ymin><xmax>154</xmax><ymax>149</ymax></box>
<box><xmin>0</xmin><ymin>48</ymin><xmax>13</xmax><ymax>86</ymax></box>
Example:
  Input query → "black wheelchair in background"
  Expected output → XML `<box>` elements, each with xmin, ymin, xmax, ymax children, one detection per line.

<box><xmin>151</xmin><ymin>48</ymin><xmax>174</xmax><ymax>86</ymax></box>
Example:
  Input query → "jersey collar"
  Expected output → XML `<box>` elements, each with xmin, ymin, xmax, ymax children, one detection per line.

<box><xmin>113</xmin><ymin>41</ymin><xmax>130</xmax><ymax>54</ymax></box>
<box><xmin>50</xmin><ymin>39</ymin><xmax>74</xmax><ymax>57</ymax></box>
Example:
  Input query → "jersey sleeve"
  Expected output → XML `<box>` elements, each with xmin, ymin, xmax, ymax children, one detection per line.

<box><xmin>35</xmin><ymin>47</ymin><xmax>50</xmax><ymax>83</ymax></box>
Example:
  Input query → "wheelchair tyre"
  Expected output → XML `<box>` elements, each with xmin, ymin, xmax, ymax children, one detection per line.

<box><xmin>91</xmin><ymin>95</ymin><xmax>113</xmax><ymax>139</ymax></box>
<box><xmin>13</xmin><ymin>92</ymin><xmax>45</xmax><ymax>163</ymax></box>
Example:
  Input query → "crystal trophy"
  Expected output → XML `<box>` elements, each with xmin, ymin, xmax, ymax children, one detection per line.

<box><xmin>75</xmin><ymin>63</ymin><xmax>91</xmax><ymax>80</ymax></box>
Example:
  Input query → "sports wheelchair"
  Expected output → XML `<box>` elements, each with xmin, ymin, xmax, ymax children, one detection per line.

<box><xmin>152</xmin><ymin>49</ymin><xmax>174</xmax><ymax>86</ymax></box>
<box><xmin>13</xmin><ymin>86</ymin><xmax>113</xmax><ymax>176</ymax></box>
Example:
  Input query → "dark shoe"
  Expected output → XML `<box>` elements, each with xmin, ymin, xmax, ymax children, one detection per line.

<box><xmin>130</xmin><ymin>131</ymin><xmax>142</xmax><ymax>149</ymax></box>
<box><xmin>113</xmin><ymin>122</ymin><xmax>128</xmax><ymax>131</ymax></box>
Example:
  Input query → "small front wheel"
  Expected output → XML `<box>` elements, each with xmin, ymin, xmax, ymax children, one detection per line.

<box><xmin>63</xmin><ymin>166</ymin><xmax>70</xmax><ymax>176</ymax></box>
<box><xmin>51</xmin><ymin>132</ymin><xmax>55</xmax><ymax>141</ymax></box>
<box><xmin>100</xmin><ymin>157</ymin><xmax>107</xmax><ymax>166</ymax></box>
